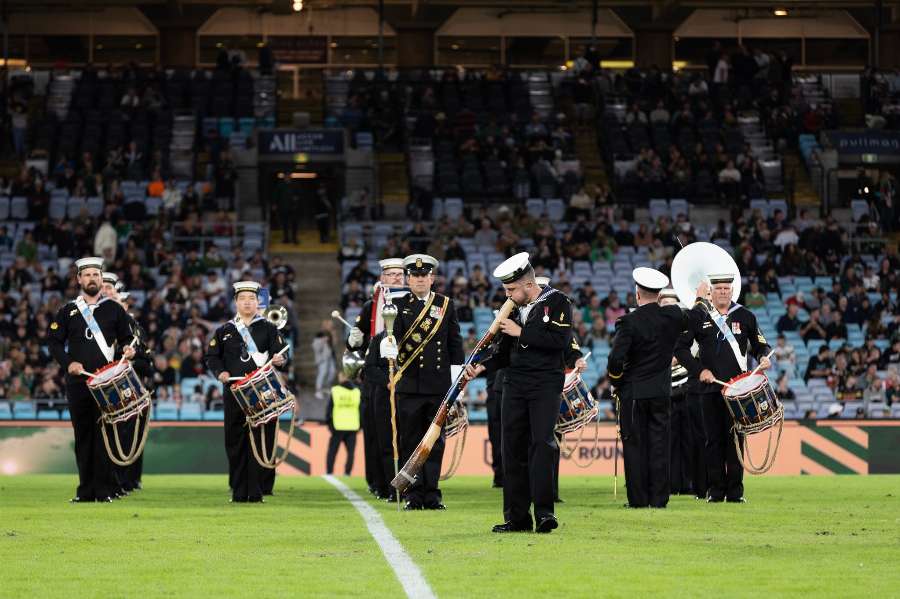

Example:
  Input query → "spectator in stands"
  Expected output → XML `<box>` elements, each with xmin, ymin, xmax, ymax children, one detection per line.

<box><xmin>312</xmin><ymin>320</ymin><xmax>337</xmax><ymax>401</ymax></box>
<box><xmin>805</xmin><ymin>345</ymin><xmax>833</xmax><ymax>382</ymax></box>
<box><xmin>743</xmin><ymin>280</ymin><xmax>766</xmax><ymax>309</ymax></box>
<box><xmin>825</xmin><ymin>310</ymin><xmax>848</xmax><ymax>341</ymax></box>
<box><xmin>775</xmin><ymin>372</ymin><xmax>795</xmax><ymax>401</ymax></box>
<box><xmin>773</xmin><ymin>334</ymin><xmax>796</xmax><ymax>370</ymax></box>
<box><xmin>800</xmin><ymin>309</ymin><xmax>827</xmax><ymax>342</ymax></box>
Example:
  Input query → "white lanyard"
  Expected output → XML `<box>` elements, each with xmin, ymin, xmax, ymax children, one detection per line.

<box><xmin>233</xmin><ymin>315</ymin><xmax>268</xmax><ymax>367</ymax></box>
<box><xmin>75</xmin><ymin>296</ymin><xmax>115</xmax><ymax>362</ymax></box>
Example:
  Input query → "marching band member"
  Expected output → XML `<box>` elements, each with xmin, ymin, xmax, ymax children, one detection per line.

<box><xmin>204</xmin><ymin>281</ymin><xmax>289</xmax><ymax>503</ymax></box>
<box><xmin>675</xmin><ymin>274</ymin><xmax>771</xmax><ymax>504</ymax></box>
<box><xmin>607</xmin><ymin>268</ymin><xmax>689</xmax><ymax>509</ymax></box>
<box><xmin>101</xmin><ymin>272</ymin><xmax>153</xmax><ymax>493</ymax></box>
<box><xmin>658</xmin><ymin>288</ymin><xmax>694</xmax><ymax>495</ymax></box>
<box><xmin>346</xmin><ymin>258</ymin><xmax>405</xmax><ymax>499</ymax></box>
<box><xmin>48</xmin><ymin>257</ymin><xmax>136</xmax><ymax>503</ymax></box>
<box><xmin>465</xmin><ymin>253</ymin><xmax>574</xmax><ymax>534</ymax></box>
<box><xmin>535</xmin><ymin>276</ymin><xmax>586</xmax><ymax>504</ymax></box>
<box><xmin>378</xmin><ymin>254</ymin><xmax>463</xmax><ymax>510</ymax></box>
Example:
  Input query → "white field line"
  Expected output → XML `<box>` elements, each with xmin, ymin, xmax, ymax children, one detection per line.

<box><xmin>322</xmin><ymin>475</ymin><xmax>436</xmax><ymax>599</ymax></box>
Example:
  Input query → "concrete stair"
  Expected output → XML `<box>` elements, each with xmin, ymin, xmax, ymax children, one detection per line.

<box><xmin>377</xmin><ymin>152</ymin><xmax>409</xmax><ymax>207</ymax></box>
<box><xmin>278</xmin><ymin>70</ymin><xmax>324</xmax><ymax>127</ymax></box>
<box><xmin>783</xmin><ymin>149</ymin><xmax>820</xmax><ymax>210</ymax></box>
<box><xmin>278</xmin><ymin>247</ymin><xmax>342</xmax><ymax>421</ymax></box>
<box><xmin>574</xmin><ymin>123</ymin><xmax>608</xmax><ymax>188</ymax></box>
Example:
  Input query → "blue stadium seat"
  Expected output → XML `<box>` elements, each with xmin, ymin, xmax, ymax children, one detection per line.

<box><xmin>180</xmin><ymin>403</ymin><xmax>203</xmax><ymax>420</ymax></box>
<box><xmin>204</xmin><ymin>410</ymin><xmax>225</xmax><ymax>421</ymax></box>
<box><xmin>155</xmin><ymin>402</ymin><xmax>179</xmax><ymax>420</ymax></box>
<box><xmin>12</xmin><ymin>401</ymin><xmax>35</xmax><ymax>419</ymax></box>
<box><xmin>0</xmin><ymin>196</ymin><xmax>9</xmax><ymax>220</ymax></box>
<box><xmin>0</xmin><ymin>401</ymin><xmax>11</xmax><ymax>419</ymax></box>
<box><xmin>37</xmin><ymin>410</ymin><xmax>60</xmax><ymax>420</ymax></box>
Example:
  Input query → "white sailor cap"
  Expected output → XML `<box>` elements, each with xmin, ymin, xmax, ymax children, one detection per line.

<box><xmin>632</xmin><ymin>267</ymin><xmax>669</xmax><ymax>292</ymax></box>
<box><xmin>708</xmin><ymin>273</ymin><xmax>735</xmax><ymax>285</ymax></box>
<box><xmin>403</xmin><ymin>254</ymin><xmax>439</xmax><ymax>275</ymax></box>
<box><xmin>233</xmin><ymin>281</ymin><xmax>261</xmax><ymax>296</ymax></box>
<box><xmin>118</xmin><ymin>291</ymin><xmax>130</xmax><ymax>301</ymax></box>
<box><xmin>379</xmin><ymin>258</ymin><xmax>405</xmax><ymax>271</ymax></box>
<box><xmin>534</xmin><ymin>276</ymin><xmax>550</xmax><ymax>287</ymax></box>
<box><xmin>493</xmin><ymin>252</ymin><xmax>533</xmax><ymax>284</ymax></box>
<box><xmin>101</xmin><ymin>272</ymin><xmax>118</xmax><ymax>285</ymax></box>
<box><xmin>75</xmin><ymin>257</ymin><xmax>104</xmax><ymax>273</ymax></box>
<box><xmin>659</xmin><ymin>287</ymin><xmax>679</xmax><ymax>300</ymax></box>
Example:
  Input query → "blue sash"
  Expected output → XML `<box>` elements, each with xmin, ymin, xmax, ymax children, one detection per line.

<box><xmin>233</xmin><ymin>315</ymin><xmax>268</xmax><ymax>366</ymax></box>
<box><xmin>75</xmin><ymin>296</ymin><xmax>114</xmax><ymax>362</ymax></box>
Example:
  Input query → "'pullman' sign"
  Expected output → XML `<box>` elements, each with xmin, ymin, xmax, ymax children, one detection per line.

<box><xmin>259</xmin><ymin>130</ymin><xmax>344</xmax><ymax>155</ymax></box>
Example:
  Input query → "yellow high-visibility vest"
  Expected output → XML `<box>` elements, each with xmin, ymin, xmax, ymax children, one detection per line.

<box><xmin>331</xmin><ymin>385</ymin><xmax>361</xmax><ymax>431</ymax></box>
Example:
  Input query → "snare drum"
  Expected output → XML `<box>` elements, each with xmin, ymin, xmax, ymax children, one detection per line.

<box><xmin>230</xmin><ymin>364</ymin><xmax>295</xmax><ymax>428</ymax></box>
<box><xmin>86</xmin><ymin>361</ymin><xmax>152</xmax><ymax>424</ymax></box>
<box><xmin>721</xmin><ymin>372</ymin><xmax>783</xmax><ymax>435</ymax></box>
<box><xmin>556</xmin><ymin>373</ymin><xmax>599</xmax><ymax>435</ymax></box>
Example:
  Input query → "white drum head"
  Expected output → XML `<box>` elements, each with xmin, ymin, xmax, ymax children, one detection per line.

<box><xmin>724</xmin><ymin>373</ymin><xmax>767</xmax><ymax>397</ymax></box>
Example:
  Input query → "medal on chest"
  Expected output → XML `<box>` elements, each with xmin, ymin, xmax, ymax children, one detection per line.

<box><xmin>731</xmin><ymin>321</ymin><xmax>742</xmax><ymax>335</ymax></box>
<box><xmin>543</xmin><ymin>307</ymin><xmax>550</xmax><ymax>323</ymax></box>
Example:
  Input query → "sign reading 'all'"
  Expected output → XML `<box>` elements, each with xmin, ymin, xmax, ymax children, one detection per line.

<box><xmin>260</xmin><ymin>130</ymin><xmax>345</xmax><ymax>155</ymax></box>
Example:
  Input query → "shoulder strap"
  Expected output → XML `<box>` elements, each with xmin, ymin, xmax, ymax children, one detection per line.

<box><xmin>708</xmin><ymin>303</ymin><xmax>747</xmax><ymax>371</ymax></box>
<box><xmin>392</xmin><ymin>295</ymin><xmax>449</xmax><ymax>384</ymax></box>
<box><xmin>74</xmin><ymin>296</ymin><xmax>115</xmax><ymax>362</ymax></box>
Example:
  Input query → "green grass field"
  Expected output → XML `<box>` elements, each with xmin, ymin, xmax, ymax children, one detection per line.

<box><xmin>1</xmin><ymin>475</ymin><xmax>898</xmax><ymax>598</ymax></box>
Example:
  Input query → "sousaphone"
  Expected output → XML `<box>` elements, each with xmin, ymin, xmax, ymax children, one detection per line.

<box><xmin>671</xmin><ymin>242</ymin><xmax>742</xmax><ymax>307</ymax></box>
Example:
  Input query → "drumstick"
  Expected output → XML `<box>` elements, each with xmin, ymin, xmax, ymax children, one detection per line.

<box><xmin>115</xmin><ymin>337</ymin><xmax>139</xmax><ymax>368</ymax></box>
<box><xmin>712</xmin><ymin>378</ymin><xmax>733</xmax><ymax>389</ymax></box>
<box><xmin>330</xmin><ymin>310</ymin><xmax>352</xmax><ymax>329</ymax></box>
<box><xmin>748</xmin><ymin>349</ymin><xmax>776</xmax><ymax>379</ymax></box>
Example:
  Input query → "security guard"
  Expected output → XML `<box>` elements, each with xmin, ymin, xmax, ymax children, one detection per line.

<box><xmin>48</xmin><ymin>257</ymin><xmax>137</xmax><ymax>503</ymax></box>
<box><xmin>607</xmin><ymin>268</ymin><xmax>690</xmax><ymax>509</ymax></box>
<box><xmin>205</xmin><ymin>281</ymin><xmax>289</xmax><ymax>503</ymax></box>
<box><xmin>101</xmin><ymin>272</ymin><xmax>153</xmax><ymax>494</ymax></box>
<box><xmin>325</xmin><ymin>372</ymin><xmax>362</xmax><ymax>475</ymax></box>
<box><xmin>346</xmin><ymin>258</ymin><xmax>405</xmax><ymax>499</ymax></box>
<box><xmin>465</xmin><ymin>253</ymin><xmax>574</xmax><ymax>534</ymax></box>
<box><xmin>675</xmin><ymin>274</ymin><xmax>771</xmax><ymax>503</ymax></box>
<box><xmin>658</xmin><ymin>288</ymin><xmax>693</xmax><ymax>495</ymax></box>
<box><xmin>378</xmin><ymin>254</ymin><xmax>463</xmax><ymax>510</ymax></box>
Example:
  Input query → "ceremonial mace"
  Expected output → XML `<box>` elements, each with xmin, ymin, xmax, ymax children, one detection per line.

<box><xmin>382</xmin><ymin>300</ymin><xmax>402</xmax><ymax>510</ymax></box>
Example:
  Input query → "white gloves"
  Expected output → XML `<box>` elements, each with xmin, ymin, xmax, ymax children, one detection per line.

<box><xmin>450</xmin><ymin>365</ymin><xmax>463</xmax><ymax>382</ymax></box>
<box><xmin>380</xmin><ymin>337</ymin><xmax>399</xmax><ymax>360</ymax></box>
<box><xmin>348</xmin><ymin>327</ymin><xmax>364</xmax><ymax>348</ymax></box>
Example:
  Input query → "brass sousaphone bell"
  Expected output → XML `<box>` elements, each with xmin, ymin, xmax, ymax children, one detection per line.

<box><xmin>671</xmin><ymin>241</ymin><xmax>742</xmax><ymax>307</ymax></box>
<box><xmin>265</xmin><ymin>304</ymin><xmax>289</xmax><ymax>330</ymax></box>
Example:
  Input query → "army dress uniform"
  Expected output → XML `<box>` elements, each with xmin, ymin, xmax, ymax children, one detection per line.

<box><xmin>674</xmin><ymin>274</ymin><xmax>771</xmax><ymax>503</ymax></box>
<box><xmin>48</xmin><ymin>258</ymin><xmax>136</xmax><ymax>502</ymax></box>
<box><xmin>607</xmin><ymin>268</ymin><xmax>691</xmax><ymax>509</ymax></box>
<box><xmin>383</xmin><ymin>255</ymin><xmax>463</xmax><ymax>509</ymax></box>
<box><xmin>480</xmin><ymin>253</ymin><xmax>574</xmax><ymax>533</ymax></box>
<box><xmin>205</xmin><ymin>283</ymin><xmax>289</xmax><ymax>503</ymax></box>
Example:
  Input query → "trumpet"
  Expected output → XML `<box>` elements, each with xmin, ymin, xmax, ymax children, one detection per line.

<box><xmin>265</xmin><ymin>304</ymin><xmax>289</xmax><ymax>330</ymax></box>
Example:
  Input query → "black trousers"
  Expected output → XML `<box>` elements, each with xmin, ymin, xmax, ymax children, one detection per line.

<box><xmin>326</xmin><ymin>430</ymin><xmax>358</xmax><ymax>475</ymax></box>
<box><xmin>361</xmin><ymin>382</ymin><xmax>387</xmax><ymax>492</ymax></box>
<box><xmin>397</xmin><ymin>391</ymin><xmax>444</xmax><ymax>504</ymax></box>
<box><xmin>553</xmin><ymin>434</ymin><xmax>561</xmax><ymax>500</ymax></box>
<box><xmin>501</xmin><ymin>382</ymin><xmax>559</xmax><ymax>525</ymax></box>
<box><xmin>224</xmin><ymin>389</ymin><xmax>275</xmax><ymax>501</ymax></box>
<box><xmin>372</xmin><ymin>382</ymin><xmax>399</xmax><ymax>493</ymax></box>
<box><xmin>66</xmin><ymin>382</ymin><xmax>114</xmax><ymax>500</ymax></box>
<box><xmin>670</xmin><ymin>389</ymin><xmax>693</xmax><ymax>494</ymax></box>
<box><xmin>620</xmin><ymin>395</ymin><xmax>671</xmax><ymax>508</ymax></box>
<box><xmin>486</xmin><ymin>384</ymin><xmax>503</xmax><ymax>484</ymax></box>
<box><xmin>700</xmin><ymin>392</ymin><xmax>744</xmax><ymax>500</ymax></box>
<box><xmin>688</xmin><ymin>392</ymin><xmax>708</xmax><ymax>499</ymax></box>
<box><xmin>281</xmin><ymin>211</ymin><xmax>298</xmax><ymax>244</ymax></box>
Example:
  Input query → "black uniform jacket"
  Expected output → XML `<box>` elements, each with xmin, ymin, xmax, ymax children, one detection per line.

<box><xmin>607</xmin><ymin>302</ymin><xmax>690</xmax><ymax>401</ymax></box>
<box><xmin>205</xmin><ymin>316</ymin><xmax>290</xmax><ymax>383</ymax></box>
<box><xmin>127</xmin><ymin>316</ymin><xmax>153</xmax><ymax>379</ymax></box>
<box><xmin>389</xmin><ymin>291</ymin><xmax>463</xmax><ymax>396</ymax></box>
<box><xmin>481</xmin><ymin>289</ymin><xmax>575</xmax><ymax>394</ymax></box>
<box><xmin>48</xmin><ymin>296</ymin><xmax>136</xmax><ymax>384</ymax></box>
<box><xmin>675</xmin><ymin>300</ymin><xmax>771</xmax><ymax>395</ymax></box>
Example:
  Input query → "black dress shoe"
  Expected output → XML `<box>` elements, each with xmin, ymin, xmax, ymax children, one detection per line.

<box><xmin>707</xmin><ymin>496</ymin><xmax>725</xmax><ymax>503</ymax></box>
<box><xmin>248</xmin><ymin>496</ymin><xmax>264</xmax><ymax>503</ymax></box>
<box><xmin>133</xmin><ymin>481</ymin><xmax>143</xmax><ymax>491</ymax></box>
<box><xmin>491</xmin><ymin>521</ymin><xmax>532</xmax><ymax>533</ymax></box>
<box><xmin>262</xmin><ymin>491</ymin><xmax>274</xmax><ymax>497</ymax></box>
<box><xmin>553</xmin><ymin>496</ymin><xmax>565</xmax><ymax>504</ymax></box>
<box><xmin>96</xmin><ymin>496</ymin><xmax>114</xmax><ymax>503</ymax></box>
<box><xmin>384</xmin><ymin>493</ymin><xmax>399</xmax><ymax>503</ymax></box>
<box><xmin>424</xmin><ymin>501</ymin><xmax>446</xmax><ymax>510</ymax></box>
<box><xmin>70</xmin><ymin>496</ymin><xmax>94</xmax><ymax>503</ymax></box>
<box><xmin>403</xmin><ymin>501</ymin><xmax>424</xmax><ymax>511</ymax></box>
<box><xmin>492</xmin><ymin>479</ymin><xmax>504</xmax><ymax>488</ymax></box>
<box><xmin>726</xmin><ymin>497</ymin><xmax>747</xmax><ymax>503</ymax></box>
<box><xmin>230</xmin><ymin>497</ymin><xmax>249</xmax><ymax>503</ymax></box>
<box><xmin>535</xmin><ymin>516</ymin><xmax>559</xmax><ymax>533</ymax></box>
